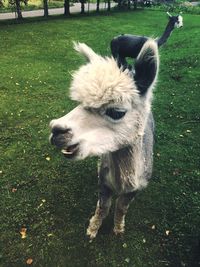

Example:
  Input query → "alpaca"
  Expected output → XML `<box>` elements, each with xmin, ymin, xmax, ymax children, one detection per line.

<box><xmin>111</xmin><ymin>12</ymin><xmax>183</xmax><ymax>68</ymax></box>
<box><xmin>49</xmin><ymin>39</ymin><xmax>159</xmax><ymax>239</ymax></box>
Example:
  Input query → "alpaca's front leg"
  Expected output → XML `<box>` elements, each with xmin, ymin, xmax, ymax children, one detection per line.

<box><xmin>114</xmin><ymin>192</ymin><xmax>136</xmax><ymax>235</ymax></box>
<box><xmin>87</xmin><ymin>185</ymin><xmax>112</xmax><ymax>239</ymax></box>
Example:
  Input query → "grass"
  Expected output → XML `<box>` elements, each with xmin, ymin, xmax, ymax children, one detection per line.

<box><xmin>0</xmin><ymin>10</ymin><xmax>200</xmax><ymax>267</ymax></box>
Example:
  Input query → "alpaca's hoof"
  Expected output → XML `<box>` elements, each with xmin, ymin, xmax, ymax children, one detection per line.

<box><xmin>86</xmin><ymin>226</ymin><xmax>98</xmax><ymax>240</ymax></box>
<box><xmin>113</xmin><ymin>225</ymin><xmax>125</xmax><ymax>235</ymax></box>
<box><xmin>86</xmin><ymin>214</ymin><xmax>102</xmax><ymax>240</ymax></box>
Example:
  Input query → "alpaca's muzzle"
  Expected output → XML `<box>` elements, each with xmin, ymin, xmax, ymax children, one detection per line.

<box><xmin>49</xmin><ymin>122</ymin><xmax>79</xmax><ymax>159</ymax></box>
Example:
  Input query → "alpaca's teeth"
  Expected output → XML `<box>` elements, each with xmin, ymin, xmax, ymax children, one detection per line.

<box><xmin>61</xmin><ymin>149</ymin><xmax>73</xmax><ymax>155</ymax></box>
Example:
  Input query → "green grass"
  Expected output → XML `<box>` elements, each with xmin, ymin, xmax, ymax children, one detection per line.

<box><xmin>0</xmin><ymin>10</ymin><xmax>200</xmax><ymax>267</ymax></box>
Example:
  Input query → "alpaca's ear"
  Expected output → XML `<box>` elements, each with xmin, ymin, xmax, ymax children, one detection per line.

<box><xmin>167</xmin><ymin>11</ymin><xmax>172</xmax><ymax>17</ymax></box>
<box><xmin>73</xmin><ymin>42</ymin><xmax>99</xmax><ymax>62</ymax></box>
<box><xmin>134</xmin><ymin>39</ymin><xmax>159</xmax><ymax>95</ymax></box>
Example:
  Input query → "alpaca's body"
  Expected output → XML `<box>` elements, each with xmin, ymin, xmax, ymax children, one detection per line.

<box><xmin>50</xmin><ymin>40</ymin><xmax>159</xmax><ymax>239</ymax></box>
<box><xmin>111</xmin><ymin>13</ymin><xmax>183</xmax><ymax>68</ymax></box>
<box><xmin>111</xmin><ymin>35</ymin><xmax>147</xmax><ymax>66</ymax></box>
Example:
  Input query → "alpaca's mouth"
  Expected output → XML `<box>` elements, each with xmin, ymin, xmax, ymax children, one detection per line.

<box><xmin>61</xmin><ymin>143</ymin><xmax>79</xmax><ymax>159</ymax></box>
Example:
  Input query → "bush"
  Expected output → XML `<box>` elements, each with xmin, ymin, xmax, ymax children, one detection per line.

<box><xmin>150</xmin><ymin>1</ymin><xmax>200</xmax><ymax>14</ymax></box>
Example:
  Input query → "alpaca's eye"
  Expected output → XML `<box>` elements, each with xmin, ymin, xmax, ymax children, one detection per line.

<box><xmin>105</xmin><ymin>108</ymin><xmax>126</xmax><ymax>120</ymax></box>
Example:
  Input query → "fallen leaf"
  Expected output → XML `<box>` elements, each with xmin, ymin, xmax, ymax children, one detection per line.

<box><xmin>125</xmin><ymin>258</ymin><xmax>130</xmax><ymax>263</ymax></box>
<box><xmin>20</xmin><ymin>227</ymin><xmax>27</xmax><ymax>239</ymax></box>
<box><xmin>165</xmin><ymin>230</ymin><xmax>170</xmax><ymax>236</ymax></box>
<box><xmin>12</xmin><ymin>188</ymin><xmax>17</xmax><ymax>193</ymax></box>
<box><xmin>38</xmin><ymin>203</ymin><xmax>43</xmax><ymax>208</ymax></box>
<box><xmin>26</xmin><ymin>258</ymin><xmax>33</xmax><ymax>265</ymax></box>
<box><xmin>122</xmin><ymin>243</ymin><xmax>127</xmax><ymax>248</ymax></box>
<box><xmin>47</xmin><ymin>233</ymin><xmax>53</xmax><ymax>237</ymax></box>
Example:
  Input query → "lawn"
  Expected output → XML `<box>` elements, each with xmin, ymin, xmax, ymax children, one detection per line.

<box><xmin>0</xmin><ymin>10</ymin><xmax>200</xmax><ymax>267</ymax></box>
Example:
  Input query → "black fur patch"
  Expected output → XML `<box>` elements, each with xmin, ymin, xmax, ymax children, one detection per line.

<box><xmin>134</xmin><ymin>47</ymin><xmax>157</xmax><ymax>95</ymax></box>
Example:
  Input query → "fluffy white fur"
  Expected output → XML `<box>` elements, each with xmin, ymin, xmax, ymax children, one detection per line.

<box><xmin>176</xmin><ymin>15</ymin><xmax>183</xmax><ymax>28</ymax></box>
<box><xmin>70</xmin><ymin>42</ymin><xmax>139</xmax><ymax>108</ymax></box>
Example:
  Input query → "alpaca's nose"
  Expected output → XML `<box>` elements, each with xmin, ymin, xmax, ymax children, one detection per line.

<box><xmin>50</xmin><ymin>129</ymin><xmax>72</xmax><ymax>146</ymax></box>
<box><xmin>51</xmin><ymin>126</ymin><xmax>71</xmax><ymax>136</ymax></box>
<box><xmin>49</xmin><ymin>120</ymin><xmax>73</xmax><ymax>147</ymax></box>
<box><xmin>49</xmin><ymin>119</ymin><xmax>71</xmax><ymax>135</ymax></box>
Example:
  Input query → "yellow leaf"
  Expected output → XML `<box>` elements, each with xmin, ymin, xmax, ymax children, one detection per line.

<box><xmin>47</xmin><ymin>233</ymin><xmax>53</xmax><ymax>237</ymax></box>
<box><xmin>26</xmin><ymin>258</ymin><xmax>33</xmax><ymax>265</ymax></box>
<box><xmin>20</xmin><ymin>227</ymin><xmax>27</xmax><ymax>239</ymax></box>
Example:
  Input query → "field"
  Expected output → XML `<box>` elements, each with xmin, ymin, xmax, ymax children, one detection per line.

<box><xmin>0</xmin><ymin>10</ymin><xmax>200</xmax><ymax>267</ymax></box>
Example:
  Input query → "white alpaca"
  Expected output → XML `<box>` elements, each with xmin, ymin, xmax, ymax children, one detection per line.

<box><xmin>50</xmin><ymin>39</ymin><xmax>159</xmax><ymax>239</ymax></box>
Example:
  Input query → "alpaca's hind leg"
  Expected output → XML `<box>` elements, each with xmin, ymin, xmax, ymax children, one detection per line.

<box><xmin>114</xmin><ymin>191</ymin><xmax>136</xmax><ymax>235</ymax></box>
<box><xmin>87</xmin><ymin>185</ymin><xmax>112</xmax><ymax>239</ymax></box>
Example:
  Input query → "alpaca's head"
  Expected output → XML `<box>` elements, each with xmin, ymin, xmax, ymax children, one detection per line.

<box><xmin>50</xmin><ymin>40</ymin><xmax>159</xmax><ymax>160</ymax></box>
<box><xmin>167</xmin><ymin>12</ymin><xmax>183</xmax><ymax>28</ymax></box>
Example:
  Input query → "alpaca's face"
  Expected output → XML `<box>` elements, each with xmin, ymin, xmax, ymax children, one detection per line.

<box><xmin>174</xmin><ymin>15</ymin><xmax>183</xmax><ymax>28</ymax></box>
<box><xmin>176</xmin><ymin>15</ymin><xmax>183</xmax><ymax>28</ymax></box>
<box><xmin>50</xmin><ymin>40</ymin><xmax>159</xmax><ymax>160</ymax></box>
<box><xmin>167</xmin><ymin>13</ymin><xmax>183</xmax><ymax>29</ymax></box>
<box><xmin>50</xmin><ymin>101</ymin><xmax>143</xmax><ymax>160</ymax></box>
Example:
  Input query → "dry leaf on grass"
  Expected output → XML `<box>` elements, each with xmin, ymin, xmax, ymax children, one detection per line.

<box><xmin>26</xmin><ymin>258</ymin><xmax>33</xmax><ymax>265</ymax></box>
<box><xmin>165</xmin><ymin>230</ymin><xmax>170</xmax><ymax>236</ymax></box>
<box><xmin>20</xmin><ymin>227</ymin><xmax>27</xmax><ymax>239</ymax></box>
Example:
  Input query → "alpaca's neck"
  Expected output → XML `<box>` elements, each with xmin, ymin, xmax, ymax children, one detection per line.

<box><xmin>108</xmin><ymin>110</ymin><xmax>153</xmax><ymax>193</ymax></box>
<box><xmin>110</xmin><ymin>137</ymin><xmax>144</xmax><ymax>192</ymax></box>
<box><xmin>157</xmin><ymin>20</ymin><xmax>175</xmax><ymax>47</ymax></box>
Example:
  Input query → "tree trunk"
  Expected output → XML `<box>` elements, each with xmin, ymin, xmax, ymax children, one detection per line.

<box><xmin>16</xmin><ymin>0</ymin><xmax>22</xmax><ymax>19</ymax></box>
<box><xmin>80</xmin><ymin>1</ymin><xmax>85</xmax><ymax>14</ymax></box>
<box><xmin>64</xmin><ymin>0</ymin><xmax>70</xmax><ymax>15</ymax></box>
<box><xmin>118</xmin><ymin>0</ymin><xmax>122</xmax><ymax>9</ymax></box>
<box><xmin>107</xmin><ymin>0</ymin><xmax>111</xmax><ymax>11</ymax></box>
<box><xmin>134</xmin><ymin>0</ymin><xmax>137</xmax><ymax>10</ymax></box>
<box><xmin>96</xmin><ymin>0</ymin><xmax>100</xmax><ymax>12</ymax></box>
<box><xmin>43</xmin><ymin>0</ymin><xmax>48</xmax><ymax>17</ymax></box>
<box><xmin>127</xmin><ymin>0</ymin><xmax>131</xmax><ymax>9</ymax></box>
